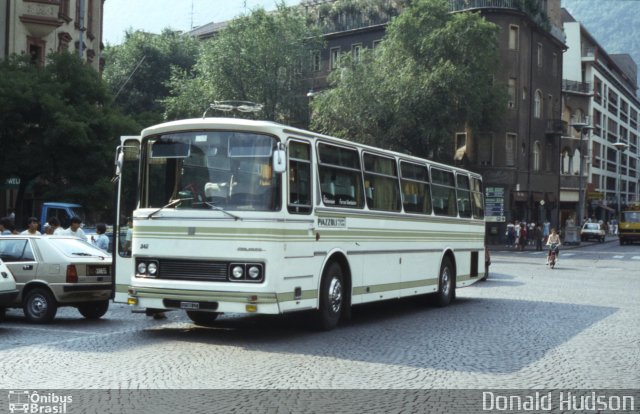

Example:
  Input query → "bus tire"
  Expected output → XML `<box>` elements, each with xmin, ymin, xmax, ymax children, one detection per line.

<box><xmin>186</xmin><ymin>311</ymin><xmax>219</xmax><ymax>327</ymax></box>
<box><xmin>78</xmin><ymin>300</ymin><xmax>109</xmax><ymax>320</ymax></box>
<box><xmin>434</xmin><ymin>257</ymin><xmax>454</xmax><ymax>307</ymax></box>
<box><xmin>316</xmin><ymin>261</ymin><xmax>344</xmax><ymax>331</ymax></box>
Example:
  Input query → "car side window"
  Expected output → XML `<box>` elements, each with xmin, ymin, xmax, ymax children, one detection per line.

<box><xmin>0</xmin><ymin>239</ymin><xmax>34</xmax><ymax>262</ymax></box>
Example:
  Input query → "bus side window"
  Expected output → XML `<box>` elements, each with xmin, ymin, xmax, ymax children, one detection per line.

<box><xmin>288</xmin><ymin>140</ymin><xmax>312</xmax><ymax>214</ymax></box>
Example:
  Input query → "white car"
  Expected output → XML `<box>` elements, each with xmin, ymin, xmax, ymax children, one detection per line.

<box><xmin>0</xmin><ymin>258</ymin><xmax>19</xmax><ymax>321</ymax></box>
<box><xmin>0</xmin><ymin>235</ymin><xmax>112</xmax><ymax>323</ymax></box>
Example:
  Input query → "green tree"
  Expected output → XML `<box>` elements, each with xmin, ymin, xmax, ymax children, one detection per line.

<box><xmin>0</xmin><ymin>53</ymin><xmax>136</xmax><ymax>226</ymax></box>
<box><xmin>311</xmin><ymin>0</ymin><xmax>505</xmax><ymax>163</ymax></box>
<box><xmin>164</xmin><ymin>4</ymin><xmax>323</xmax><ymax>124</ymax></box>
<box><xmin>103</xmin><ymin>29</ymin><xmax>200</xmax><ymax>126</ymax></box>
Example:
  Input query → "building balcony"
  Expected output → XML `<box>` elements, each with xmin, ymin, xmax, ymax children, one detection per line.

<box><xmin>562</xmin><ymin>79</ymin><xmax>592</xmax><ymax>95</ymax></box>
<box><xmin>448</xmin><ymin>0</ymin><xmax>565</xmax><ymax>42</ymax></box>
<box><xmin>546</xmin><ymin>119</ymin><xmax>566</xmax><ymax>136</ymax></box>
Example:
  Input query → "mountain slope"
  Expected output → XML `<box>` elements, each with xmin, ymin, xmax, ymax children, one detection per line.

<box><xmin>562</xmin><ymin>0</ymin><xmax>640</xmax><ymax>90</ymax></box>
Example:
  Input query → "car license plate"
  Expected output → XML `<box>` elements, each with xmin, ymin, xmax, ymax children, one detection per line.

<box><xmin>94</xmin><ymin>267</ymin><xmax>108</xmax><ymax>275</ymax></box>
<box><xmin>180</xmin><ymin>301</ymin><xmax>199</xmax><ymax>310</ymax></box>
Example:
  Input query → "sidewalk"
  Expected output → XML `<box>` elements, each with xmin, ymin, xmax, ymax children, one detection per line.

<box><xmin>487</xmin><ymin>234</ymin><xmax>618</xmax><ymax>252</ymax></box>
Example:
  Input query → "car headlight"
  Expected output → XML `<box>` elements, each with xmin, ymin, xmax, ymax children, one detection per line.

<box><xmin>148</xmin><ymin>262</ymin><xmax>158</xmax><ymax>276</ymax></box>
<box><xmin>137</xmin><ymin>262</ymin><xmax>147</xmax><ymax>274</ymax></box>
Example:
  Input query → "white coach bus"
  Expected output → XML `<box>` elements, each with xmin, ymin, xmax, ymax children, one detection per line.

<box><xmin>113</xmin><ymin>116</ymin><xmax>486</xmax><ymax>330</ymax></box>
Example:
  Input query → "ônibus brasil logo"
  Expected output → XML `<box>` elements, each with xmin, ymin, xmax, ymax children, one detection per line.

<box><xmin>8</xmin><ymin>390</ymin><xmax>72</xmax><ymax>414</ymax></box>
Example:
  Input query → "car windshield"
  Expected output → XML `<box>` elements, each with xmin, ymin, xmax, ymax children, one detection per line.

<box><xmin>49</xmin><ymin>238</ymin><xmax>109</xmax><ymax>258</ymax></box>
<box><xmin>584</xmin><ymin>223</ymin><xmax>599</xmax><ymax>230</ymax></box>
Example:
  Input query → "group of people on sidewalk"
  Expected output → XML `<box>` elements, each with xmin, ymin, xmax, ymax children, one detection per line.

<box><xmin>505</xmin><ymin>220</ymin><xmax>551</xmax><ymax>252</ymax></box>
<box><xmin>0</xmin><ymin>215</ymin><xmax>110</xmax><ymax>253</ymax></box>
<box><xmin>504</xmin><ymin>220</ymin><xmax>561</xmax><ymax>265</ymax></box>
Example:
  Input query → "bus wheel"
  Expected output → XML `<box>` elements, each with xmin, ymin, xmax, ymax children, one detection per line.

<box><xmin>78</xmin><ymin>300</ymin><xmax>109</xmax><ymax>320</ymax></box>
<box><xmin>434</xmin><ymin>257</ymin><xmax>454</xmax><ymax>307</ymax></box>
<box><xmin>186</xmin><ymin>311</ymin><xmax>219</xmax><ymax>327</ymax></box>
<box><xmin>316</xmin><ymin>261</ymin><xmax>344</xmax><ymax>331</ymax></box>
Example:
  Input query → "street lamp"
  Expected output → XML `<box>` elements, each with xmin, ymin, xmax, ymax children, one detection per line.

<box><xmin>571</xmin><ymin>119</ymin><xmax>593</xmax><ymax>227</ymax></box>
<box><xmin>613</xmin><ymin>141</ymin><xmax>628</xmax><ymax>220</ymax></box>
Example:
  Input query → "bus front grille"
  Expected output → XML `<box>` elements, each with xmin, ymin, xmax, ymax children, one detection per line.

<box><xmin>157</xmin><ymin>259</ymin><xmax>229</xmax><ymax>282</ymax></box>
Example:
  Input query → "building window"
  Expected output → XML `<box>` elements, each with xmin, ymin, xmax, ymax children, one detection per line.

<box><xmin>533</xmin><ymin>141</ymin><xmax>541</xmax><ymax>172</ymax></box>
<box><xmin>509</xmin><ymin>25</ymin><xmax>519</xmax><ymax>50</ymax></box>
<box><xmin>59</xmin><ymin>0</ymin><xmax>71</xmax><ymax>21</ymax></box>
<box><xmin>537</xmin><ymin>43</ymin><xmax>543</xmax><ymax>67</ymax></box>
<box><xmin>506</xmin><ymin>133</ymin><xmax>516</xmax><ymax>166</ymax></box>
<box><xmin>330</xmin><ymin>47</ymin><xmax>340</xmax><ymax>70</ymax></box>
<box><xmin>478</xmin><ymin>134</ymin><xmax>493</xmax><ymax>166</ymax></box>
<box><xmin>534</xmin><ymin>90</ymin><xmax>543</xmax><ymax>118</ymax></box>
<box><xmin>311</xmin><ymin>50</ymin><xmax>321</xmax><ymax>72</ymax></box>
<box><xmin>508</xmin><ymin>78</ymin><xmax>516</xmax><ymax>109</ymax></box>
<box><xmin>552</xmin><ymin>53</ymin><xmax>558</xmax><ymax>77</ymax></box>
<box><xmin>351</xmin><ymin>43</ymin><xmax>362</xmax><ymax>63</ymax></box>
<box><xmin>27</xmin><ymin>36</ymin><xmax>45</xmax><ymax>66</ymax></box>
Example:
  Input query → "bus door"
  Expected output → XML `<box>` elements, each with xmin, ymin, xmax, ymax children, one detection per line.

<box><xmin>112</xmin><ymin>137</ymin><xmax>140</xmax><ymax>303</ymax></box>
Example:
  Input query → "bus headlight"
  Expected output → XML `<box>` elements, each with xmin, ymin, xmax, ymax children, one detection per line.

<box><xmin>136</xmin><ymin>260</ymin><xmax>159</xmax><ymax>278</ymax></box>
<box><xmin>228</xmin><ymin>263</ymin><xmax>264</xmax><ymax>282</ymax></box>
<box><xmin>232</xmin><ymin>265</ymin><xmax>244</xmax><ymax>279</ymax></box>
<box><xmin>248</xmin><ymin>266</ymin><xmax>261</xmax><ymax>280</ymax></box>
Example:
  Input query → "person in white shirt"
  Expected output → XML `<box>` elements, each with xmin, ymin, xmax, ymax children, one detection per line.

<box><xmin>20</xmin><ymin>217</ymin><xmax>41</xmax><ymax>235</ymax></box>
<box><xmin>64</xmin><ymin>216</ymin><xmax>86</xmax><ymax>240</ymax></box>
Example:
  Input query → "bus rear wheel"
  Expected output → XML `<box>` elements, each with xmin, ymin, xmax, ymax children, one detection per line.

<box><xmin>434</xmin><ymin>257</ymin><xmax>454</xmax><ymax>307</ymax></box>
<box><xmin>186</xmin><ymin>311</ymin><xmax>220</xmax><ymax>327</ymax></box>
<box><xmin>316</xmin><ymin>261</ymin><xmax>344</xmax><ymax>331</ymax></box>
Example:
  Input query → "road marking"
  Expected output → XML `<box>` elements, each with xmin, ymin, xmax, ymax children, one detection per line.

<box><xmin>613</xmin><ymin>255</ymin><xmax>625</xmax><ymax>259</ymax></box>
<box><xmin>632</xmin><ymin>256</ymin><xmax>640</xmax><ymax>260</ymax></box>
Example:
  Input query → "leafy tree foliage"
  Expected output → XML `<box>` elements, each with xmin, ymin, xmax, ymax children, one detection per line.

<box><xmin>0</xmin><ymin>53</ymin><xmax>136</xmax><ymax>226</ymax></box>
<box><xmin>164</xmin><ymin>4</ymin><xmax>323</xmax><ymax>124</ymax></box>
<box><xmin>310</xmin><ymin>0</ymin><xmax>505</xmax><ymax>163</ymax></box>
<box><xmin>103</xmin><ymin>29</ymin><xmax>200</xmax><ymax>125</ymax></box>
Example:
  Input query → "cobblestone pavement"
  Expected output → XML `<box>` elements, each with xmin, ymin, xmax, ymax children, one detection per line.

<box><xmin>0</xmin><ymin>243</ymin><xmax>638</xmax><ymax>405</ymax></box>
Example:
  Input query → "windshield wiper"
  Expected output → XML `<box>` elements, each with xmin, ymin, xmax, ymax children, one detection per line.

<box><xmin>203</xmin><ymin>202</ymin><xmax>241</xmax><ymax>221</ymax></box>
<box><xmin>147</xmin><ymin>197</ymin><xmax>193</xmax><ymax>219</ymax></box>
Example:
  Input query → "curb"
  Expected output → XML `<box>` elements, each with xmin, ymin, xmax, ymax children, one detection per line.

<box><xmin>487</xmin><ymin>236</ymin><xmax>618</xmax><ymax>252</ymax></box>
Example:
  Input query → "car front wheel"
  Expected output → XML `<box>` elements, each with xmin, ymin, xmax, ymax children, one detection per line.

<box><xmin>23</xmin><ymin>288</ymin><xmax>58</xmax><ymax>324</ymax></box>
<box><xmin>78</xmin><ymin>300</ymin><xmax>110</xmax><ymax>320</ymax></box>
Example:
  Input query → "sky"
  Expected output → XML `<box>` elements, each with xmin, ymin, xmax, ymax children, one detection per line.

<box><xmin>103</xmin><ymin>0</ymin><xmax>299</xmax><ymax>45</ymax></box>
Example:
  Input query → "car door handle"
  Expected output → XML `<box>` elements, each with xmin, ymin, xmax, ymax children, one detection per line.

<box><xmin>22</xmin><ymin>265</ymin><xmax>33</xmax><ymax>270</ymax></box>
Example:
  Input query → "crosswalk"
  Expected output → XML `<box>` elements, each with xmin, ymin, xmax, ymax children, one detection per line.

<box><xmin>492</xmin><ymin>250</ymin><xmax>640</xmax><ymax>260</ymax></box>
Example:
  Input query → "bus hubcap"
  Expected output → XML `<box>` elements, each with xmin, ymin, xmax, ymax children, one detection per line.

<box><xmin>328</xmin><ymin>277</ymin><xmax>343</xmax><ymax>314</ymax></box>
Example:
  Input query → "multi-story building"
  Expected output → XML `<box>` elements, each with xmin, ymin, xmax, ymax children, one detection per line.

<box><xmin>562</xmin><ymin>8</ymin><xmax>639</xmax><ymax>227</ymax></box>
<box><xmin>0</xmin><ymin>0</ymin><xmax>104</xmax><ymax>71</ymax></box>
<box><xmin>449</xmin><ymin>0</ymin><xmax>566</xmax><ymax>243</ymax></box>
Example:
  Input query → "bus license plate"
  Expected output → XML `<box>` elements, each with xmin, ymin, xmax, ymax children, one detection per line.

<box><xmin>180</xmin><ymin>301</ymin><xmax>199</xmax><ymax>310</ymax></box>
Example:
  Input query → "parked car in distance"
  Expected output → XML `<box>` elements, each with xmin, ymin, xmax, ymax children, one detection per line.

<box><xmin>0</xmin><ymin>258</ymin><xmax>19</xmax><ymax>321</ymax></box>
<box><xmin>0</xmin><ymin>235</ymin><xmax>112</xmax><ymax>323</ymax></box>
<box><xmin>580</xmin><ymin>222</ymin><xmax>606</xmax><ymax>243</ymax></box>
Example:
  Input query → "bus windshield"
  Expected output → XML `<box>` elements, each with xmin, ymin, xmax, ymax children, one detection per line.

<box><xmin>622</xmin><ymin>211</ymin><xmax>640</xmax><ymax>223</ymax></box>
<box><xmin>142</xmin><ymin>131</ymin><xmax>281</xmax><ymax>211</ymax></box>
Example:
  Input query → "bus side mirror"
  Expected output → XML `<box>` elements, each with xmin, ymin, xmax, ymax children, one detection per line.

<box><xmin>273</xmin><ymin>148</ymin><xmax>286</xmax><ymax>174</ymax></box>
